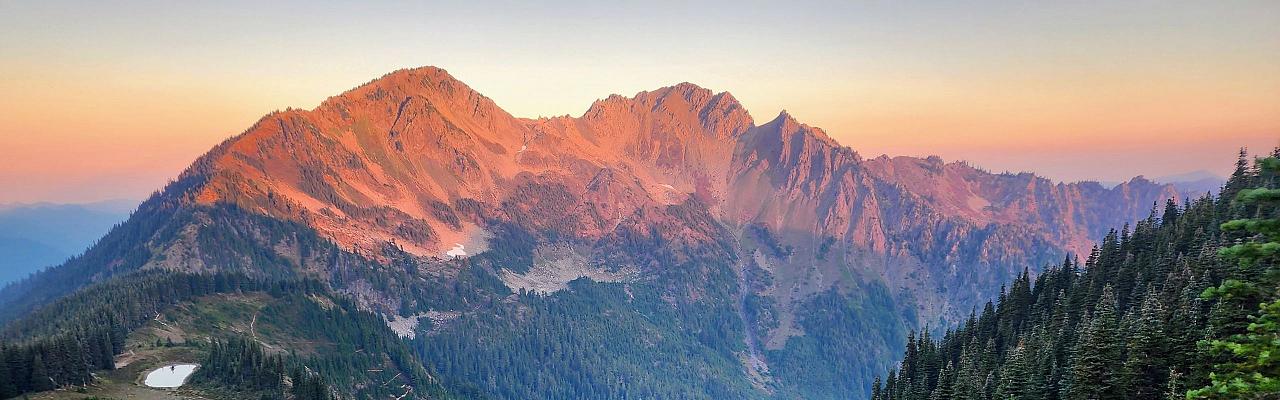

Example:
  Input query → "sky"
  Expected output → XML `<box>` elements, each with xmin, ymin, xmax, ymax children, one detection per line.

<box><xmin>1</xmin><ymin>1</ymin><xmax>1277</xmax><ymax>203</ymax></box>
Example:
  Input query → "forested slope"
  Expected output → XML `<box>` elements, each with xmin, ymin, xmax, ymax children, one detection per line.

<box><xmin>872</xmin><ymin>150</ymin><xmax>1280</xmax><ymax>400</ymax></box>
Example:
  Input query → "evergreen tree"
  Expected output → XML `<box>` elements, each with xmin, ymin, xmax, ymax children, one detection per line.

<box><xmin>28</xmin><ymin>354</ymin><xmax>50</xmax><ymax>392</ymax></box>
<box><xmin>1190</xmin><ymin>156</ymin><xmax>1280</xmax><ymax>399</ymax></box>
<box><xmin>0</xmin><ymin>347</ymin><xmax>12</xmax><ymax>399</ymax></box>
<box><xmin>1069</xmin><ymin>286</ymin><xmax>1124</xmax><ymax>400</ymax></box>
<box><xmin>872</xmin><ymin>376</ymin><xmax>883</xmax><ymax>400</ymax></box>
<box><xmin>996</xmin><ymin>342</ymin><xmax>1035</xmax><ymax>400</ymax></box>
<box><xmin>1124</xmin><ymin>291</ymin><xmax>1168</xmax><ymax>399</ymax></box>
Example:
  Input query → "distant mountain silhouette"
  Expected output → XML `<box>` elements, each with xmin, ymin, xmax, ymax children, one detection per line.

<box><xmin>1153</xmin><ymin>169</ymin><xmax>1226</xmax><ymax>199</ymax></box>
<box><xmin>0</xmin><ymin>200</ymin><xmax>134</xmax><ymax>285</ymax></box>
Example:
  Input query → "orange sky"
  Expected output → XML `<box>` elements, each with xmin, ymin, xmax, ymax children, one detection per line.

<box><xmin>1</xmin><ymin>1</ymin><xmax>1277</xmax><ymax>203</ymax></box>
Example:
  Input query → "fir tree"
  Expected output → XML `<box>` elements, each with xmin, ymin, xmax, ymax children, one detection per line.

<box><xmin>1190</xmin><ymin>156</ymin><xmax>1280</xmax><ymax>399</ymax></box>
<box><xmin>1068</xmin><ymin>286</ymin><xmax>1125</xmax><ymax>400</ymax></box>
<box><xmin>28</xmin><ymin>354</ymin><xmax>50</xmax><ymax>392</ymax></box>
<box><xmin>996</xmin><ymin>342</ymin><xmax>1035</xmax><ymax>400</ymax></box>
<box><xmin>1124</xmin><ymin>292</ymin><xmax>1168</xmax><ymax>399</ymax></box>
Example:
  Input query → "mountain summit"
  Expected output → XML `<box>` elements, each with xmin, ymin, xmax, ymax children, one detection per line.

<box><xmin>183</xmin><ymin>67</ymin><xmax>1172</xmax><ymax>263</ymax></box>
<box><xmin>0</xmin><ymin>67</ymin><xmax>1180</xmax><ymax>399</ymax></box>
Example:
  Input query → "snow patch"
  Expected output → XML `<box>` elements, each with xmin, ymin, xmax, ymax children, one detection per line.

<box><xmin>445</xmin><ymin>243</ymin><xmax>467</xmax><ymax>258</ymax></box>
<box><xmin>434</xmin><ymin>224</ymin><xmax>488</xmax><ymax>261</ymax></box>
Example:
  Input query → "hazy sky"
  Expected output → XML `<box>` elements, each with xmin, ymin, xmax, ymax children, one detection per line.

<box><xmin>1</xmin><ymin>1</ymin><xmax>1277</xmax><ymax>203</ymax></box>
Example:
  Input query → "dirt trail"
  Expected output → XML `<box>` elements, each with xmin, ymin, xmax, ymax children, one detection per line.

<box><xmin>250</xmin><ymin>311</ymin><xmax>259</xmax><ymax>339</ymax></box>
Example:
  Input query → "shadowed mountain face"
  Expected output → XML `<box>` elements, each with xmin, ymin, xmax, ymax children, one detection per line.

<box><xmin>0</xmin><ymin>67</ymin><xmax>1179</xmax><ymax>399</ymax></box>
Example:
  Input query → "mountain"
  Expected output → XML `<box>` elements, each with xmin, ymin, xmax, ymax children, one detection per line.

<box><xmin>167</xmin><ymin>68</ymin><xmax>1175</xmax><ymax>322</ymax></box>
<box><xmin>0</xmin><ymin>200</ymin><xmax>134</xmax><ymax>285</ymax></box>
<box><xmin>1153</xmin><ymin>169</ymin><xmax>1223</xmax><ymax>184</ymax></box>
<box><xmin>0</xmin><ymin>67</ymin><xmax>1180</xmax><ymax>399</ymax></box>
<box><xmin>1153</xmin><ymin>169</ymin><xmax>1225</xmax><ymax>199</ymax></box>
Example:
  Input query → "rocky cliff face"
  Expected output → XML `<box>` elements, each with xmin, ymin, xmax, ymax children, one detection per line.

<box><xmin>170</xmin><ymin>66</ymin><xmax>1177</xmax><ymax>323</ymax></box>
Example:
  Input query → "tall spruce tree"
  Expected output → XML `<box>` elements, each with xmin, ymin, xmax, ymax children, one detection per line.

<box><xmin>996</xmin><ymin>341</ymin><xmax>1035</xmax><ymax>400</ymax></box>
<box><xmin>28</xmin><ymin>353</ymin><xmax>50</xmax><ymax>392</ymax></box>
<box><xmin>1190</xmin><ymin>156</ymin><xmax>1279</xmax><ymax>399</ymax></box>
<box><xmin>1069</xmin><ymin>286</ymin><xmax>1125</xmax><ymax>400</ymax></box>
<box><xmin>1124</xmin><ymin>291</ymin><xmax>1168</xmax><ymax>400</ymax></box>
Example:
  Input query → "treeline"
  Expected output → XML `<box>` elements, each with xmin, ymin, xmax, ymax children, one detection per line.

<box><xmin>0</xmin><ymin>201</ymin><xmax>333</xmax><ymax>326</ymax></box>
<box><xmin>253</xmin><ymin>292</ymin><xmax>453</xmax><ymax>400</ymax></box>
<box><xmin>872</xmin><ymin>151</ymin><xmax>1279</xmax><ymax>400</ymax></box>
<box><xmin>2</xmin><ymin>271</ymin><xmax>259</xmax><ymax>340</ymax></box>
<box><xmin>196</xmin><ymin>336</ymin><xmax>333</xmax><ymax>400</ymax></box>
<box><xmin>0</xmin><ymin>323</ymin><xmax>120</xmax><ymax>397</ymax></box>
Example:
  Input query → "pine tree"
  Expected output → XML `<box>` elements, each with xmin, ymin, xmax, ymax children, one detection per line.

<box><xmin>1166</xmin><ymin>369</ymin><xmax>1186</xmax><ymax>400</ymax></box>
<box><xmin>1124</xmin><ymin>292</ymin><xmax>1167</xmax><ymax>399</ymax></box>
<box><xmin>953</xmin><ymin>344</ymin><xmax>981</xmax><ymax>400</ymax></box>
<box><xmin>0</xmin><ymin>347</ymin><xmax>12</xmax><ymax>399</ymax></box>
<box><xmin>931</xmin><ymin>361</ymin><xmax>955</xmax><ymax>400</ymax></box>
<box><xmin>996</xmin><ymin>342</ymin><xmax>1034</xmax><ymax>400</ymax></box>
<box><xmin>1068</xmin><ymin>286</ymin><xmax>1124</xmax><ymax>400</ymax></box>
<box><xmin>28</xmin><ymin>354</ymin><xmax>50</xmax><ymax>392</ymax></box>
<box><xmin>872</xmin><ymin>376</ymin><xmax>883</xmax><ymax>400</ymax></box>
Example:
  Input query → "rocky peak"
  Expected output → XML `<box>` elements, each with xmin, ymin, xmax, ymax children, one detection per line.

<box><xmin>771</xmin><ymin>109</ymin><xmax>798</xmax><ymax>128</ymax></box>
<box><xmin>316</xmin><ymin>67</ymin><xmax>521</xmax><ymax>137</ymax></box>
<box><xmin>582</xmin><ymin>82</ymin><xmax>753</xmax><ymax>142</ymax></box>
<box><xmin>740</xmin><ymin>110</ymin><xmax>857</xmax><ymax>168</ymax></box>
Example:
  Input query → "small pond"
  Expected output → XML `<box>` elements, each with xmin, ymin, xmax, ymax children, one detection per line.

<box><xmin>143</xmin><ymin>363</ymin><xmax>199</xmax><ymax>388</ymax></box>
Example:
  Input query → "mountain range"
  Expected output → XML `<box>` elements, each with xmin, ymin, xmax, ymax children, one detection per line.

<box><xmin>1153</xmin><ymin>170</ymin><xmax>1226</xmax><ymax>199</ymax></box>
<box><xmin>0</xmin><ymin>67</ymin><xmax>1185</xmax><ymax>399</ymax></box>
<box><xmin>0</xmin><ymin>199</ymin><xmax>134</xmax><ymax>285</ymax></box>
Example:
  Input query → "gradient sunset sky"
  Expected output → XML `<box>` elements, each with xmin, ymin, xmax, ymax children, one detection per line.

<box><xmin>1</xmin><ymin>1</ymin><xmax>1277</xmax><ymax>204</ymax></box>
